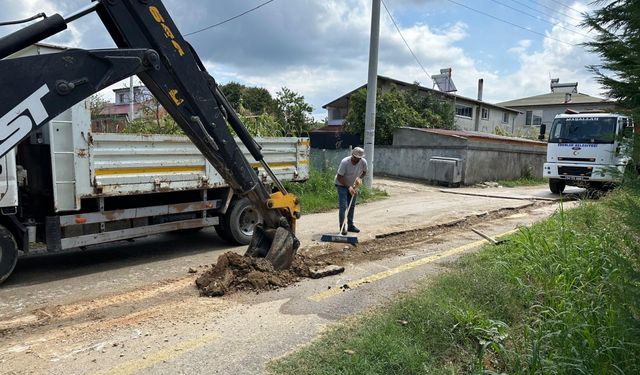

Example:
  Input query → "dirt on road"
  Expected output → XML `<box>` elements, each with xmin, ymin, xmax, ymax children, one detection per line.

<box><xmin>195</xmin><ymin>201</ymin><xmax>539</xmax><ymax>297</ymax></box>
<box><xmin>0</xmin><ymin>179</ymin><xmax>578</xmax><ymax>375</ymax></box>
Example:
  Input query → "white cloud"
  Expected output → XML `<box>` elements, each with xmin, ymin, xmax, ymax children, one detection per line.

<box><xmin>0</xmin><ymin>0</ymin><xmax>608</xmax><ymax>117</ymax></box>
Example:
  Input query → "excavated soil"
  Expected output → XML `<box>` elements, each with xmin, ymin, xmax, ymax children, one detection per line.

<box><xmin>195</xmin><ymin>252</ymin><xmax>336</xmax><ymax>297</ymax></box>
<box><xmin>196</xmin><ymin>203</ymin><xmax>542</xmax><ymax>297</ymax></box>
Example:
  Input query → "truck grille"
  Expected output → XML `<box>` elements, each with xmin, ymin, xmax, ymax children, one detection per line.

<box><xmin>558</xmin><ymin>166</ymin><xmax>593</xmax><ymax>177</ymax></box>
<box><xmin>557</xmin><ymin>157</ymin><xmax>596</xmax><ymax>162</ymax></box>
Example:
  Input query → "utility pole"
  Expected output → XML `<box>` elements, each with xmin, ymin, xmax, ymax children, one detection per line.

<box><xmin>129</xmin><ymin>76</ymin><xmax>135</xmax><ymax>122</ymax></box>
<box><xmin>363</xmin><ymin>0</ymin><xmax>380</xmax><ymax>189</ymax></box>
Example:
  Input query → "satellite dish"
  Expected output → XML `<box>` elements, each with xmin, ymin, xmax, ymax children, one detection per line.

<box><xmin>432</xmin><ymin>68</ymin><xmax>457</xmax><ymax>93</ymax></box>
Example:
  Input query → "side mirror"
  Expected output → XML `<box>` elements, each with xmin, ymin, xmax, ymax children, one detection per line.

<box><xmin>538</xmin><ymin>124</ymin><xmax>547</xmax><ymax>141</ymax></box>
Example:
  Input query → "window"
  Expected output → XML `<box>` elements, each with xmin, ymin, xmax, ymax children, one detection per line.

<box><xmin>525</xmin><ymin>110</ymin><xmax>543</xmax><ymax>126</ymax></box>
<box><xmin>456</xmin><ymin>105</ymin><xmax>473</xmax><ymax>118</ymax></box>
<box><xmin>502</xmin><ymin>112</ymin><xmax>509</xmax><ymax>123</ymax></box>
<box><xmin>118</xmin><ymin>93</ymin><xmax>126</xmax><ymax>104</ymax></box>
<box><xmin>481</xmin><ymin>107</ymin><xmax>489</xmax><ymax>120</ymax></box>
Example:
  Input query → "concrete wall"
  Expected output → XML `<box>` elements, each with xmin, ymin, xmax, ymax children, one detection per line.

<box><xmin>310</xmin><ymin>148</ymin><xmax>352</xmax><ymax>172</ymax></box>
<box><xmin>463</xmin><ymin>140</ymin><xmax>546</xmax><ymax>184</ymax></box>
<box><xmin>374</xmin><ymin>128</ymin><xmax>547</xmax><ymax>185</ymax></box>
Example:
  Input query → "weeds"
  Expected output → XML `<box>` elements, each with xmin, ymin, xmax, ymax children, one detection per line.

<box><xmin>284</xmin><ymin>169</ymin><xmax>388</xmax><ymax>214</ymax></box>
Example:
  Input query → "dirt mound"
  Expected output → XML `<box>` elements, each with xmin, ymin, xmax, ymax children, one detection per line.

<box><xmin>196</xmin><ymin>252</ymin><xmax>342</xmax><ymax>297</ymax></box>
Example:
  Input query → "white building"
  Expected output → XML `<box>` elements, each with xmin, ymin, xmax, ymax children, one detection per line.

<box><xmin>323</xmin><ymin>76</ymin><xmax>520</xmax><ymax>135</ymax></box>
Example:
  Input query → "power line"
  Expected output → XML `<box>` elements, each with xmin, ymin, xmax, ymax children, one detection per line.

<box><xmin>446</xmin><ymin>0</ymin><xmax>576</xmax><ymax>46</ymax></box>
<box><xmin>511</xmin><ymin>0</ymin><xmax>583</xmax><ymax>23</ymax></box>
<box><xmin>381</xmin><ymin>0</ymin><xmax>432</xmax><ymax>83</ymax></box>
<box><xmin>489</xmin><ymin>0</ymin><xmax>593</xmax><ymax>39</ymax></box>
<box><xmin>540</xmin><ymin>0</ymin><xmax>586</xmax><ymax>15</ymax></box>
<box><xmin>184</xmin><ymin>0</ymin><xmax>276</xmax><ymax>37</ymax></box>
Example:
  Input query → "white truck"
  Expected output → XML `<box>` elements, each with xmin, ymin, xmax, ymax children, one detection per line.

<box><xmin>0</xmin><ymin>102</ymin><xmax>309</xmax><ymax>283</ymax></box>
<box><xmin>543</xmin><ymin>113</ymin><xmax>634</xmax><ymax>194</ymax></box>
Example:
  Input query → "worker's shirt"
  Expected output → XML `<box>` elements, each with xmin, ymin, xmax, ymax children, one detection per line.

<box><xmin>334</xmin><ymin>156</ymin><xmax>367</xmax><ymax>187</ymax></box>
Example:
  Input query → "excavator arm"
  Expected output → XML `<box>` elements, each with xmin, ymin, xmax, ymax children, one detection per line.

<box><xmin>0</xmin><ymin>0</ymin><xmax>300</xmax><ymax>267</ymax></box>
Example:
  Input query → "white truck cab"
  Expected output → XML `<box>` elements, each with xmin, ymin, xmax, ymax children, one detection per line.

<box><xmin>543</xmin><ymin>113</ymin><xmax>634</xmax><ymax>193</ymax></box>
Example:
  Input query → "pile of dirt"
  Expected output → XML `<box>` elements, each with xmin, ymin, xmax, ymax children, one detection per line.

<box><xmin>195</xmin><ymin>252</ymin><xmax>343</xmax><ymax>297</ymax></box>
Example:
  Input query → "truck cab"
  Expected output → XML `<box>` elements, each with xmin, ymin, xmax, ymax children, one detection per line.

<box><xmin>543</xmin><ymin>113</ymin><xmax>634</xmax><ymax>193</ymax></box>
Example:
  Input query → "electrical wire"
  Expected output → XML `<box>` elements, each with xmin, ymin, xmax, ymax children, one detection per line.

<box><xmin>381</xmin><ymin>0</ymin><xmax>432</xmax><ymax>82</ymax></box>
<box><xmin>0</xmin><ymin>12</ymin><xmax>46</xmax><ymax>26</ymax></box>
<box><xmin>540</xmin><ymin>0</ymin><xmax>586</xmax><ymax>15</ymax></box>
<box><xmin>446</xmin><ymin>0</ymin><xmax>576</xmax><ymax>46</ymax></box>
<box><xmin>184</xmin><ymin>0</ymin><xmax>276</xmax><ymax>37</ymax></box>
<box><xmin>514</xmin><ymin>0</ymin><xmax>583</xmax><ymax>22</ymax></box>
<box><xmin>489</xmin><ymin>0</ymin><xmax>593</xmax><ymax>39</ymax></box>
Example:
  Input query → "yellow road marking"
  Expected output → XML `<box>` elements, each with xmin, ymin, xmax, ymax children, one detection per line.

<box><xmin>93</xmin><ymin>333</ymin><xmax>219</xmax><ymax>375</ymax></box>
<box><xmin>309</xmin><ymin>228</ymin><xmax>520</xmax><ymax>302</ymax></box>
<box><xmin>95</xmin><ymin>166</ymin><xmax>204</xmax><ymax>176</ymax></box>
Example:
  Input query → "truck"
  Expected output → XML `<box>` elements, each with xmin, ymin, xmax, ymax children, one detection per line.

<box><xmin>0</xmin><ymin>0</ymin><xmax>307</xmax><ymax>284</ymax></box>
<box><xmin>543</xmin><ymin>112</ymin><xmax>635</xmax><ymax>194</ymax></box>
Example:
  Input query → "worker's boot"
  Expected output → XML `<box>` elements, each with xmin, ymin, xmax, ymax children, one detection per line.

<box><xmin>347</xmin><ymin>225</ymin><xmax>360</xmax><ymax>233</ymax></box>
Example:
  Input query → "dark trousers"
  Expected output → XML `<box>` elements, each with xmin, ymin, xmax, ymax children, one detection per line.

<box><xmin>337</xmin><ymin>185</ymin><xmax>357</xmax><ymax>229</ymax></box>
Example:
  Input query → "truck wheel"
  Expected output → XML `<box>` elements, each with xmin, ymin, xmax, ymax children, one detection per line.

<box><xmin>549</xmin><ymin>179</ymin><xmax>566</xmax><ymax>194</ymax></box>
<box><xmin>0</xmin><ymin>225</ymin><xmax>18</xmax><ymax>284</ymax></box>
<box><xmin>214</xmin><ymin>223</ymin><xmax>232</xmax><ymax>242</ymax></box>
<box><xmin>220</xmin><ymin>198</ymin><xmax>262</xmax><ymax>245</ymax></box>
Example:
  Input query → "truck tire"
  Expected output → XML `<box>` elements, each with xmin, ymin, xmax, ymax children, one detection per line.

<box><xmin>549</xmin><ymin>179</ymin><xmax>566</xmax><ymax>194</ymax></box>
<box><xmin>0</xmin><ymin>225</ymin><xmax>18</xmax><ymax>284</ymax></box>
<box><xmin>219</xmin><ymin>198</ymin><xmax>262</xmax><ymax>245</ymax></box>
<box><xmin>214</xmin><ymin>223</ymin><xmax>232</xmax><ymax>242</ymax></box>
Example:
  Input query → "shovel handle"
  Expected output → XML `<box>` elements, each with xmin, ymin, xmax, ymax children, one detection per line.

<box><xmin>471</xmin><ymin>228</ymin><xmax>498</xmax><ymax>245</ymax></box>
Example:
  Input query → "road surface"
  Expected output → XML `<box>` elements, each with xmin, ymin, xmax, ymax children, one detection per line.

<box><xmin>0</xmin><ymin>178</ymin><xmax>582</xmax><ymax>374</ymax></box>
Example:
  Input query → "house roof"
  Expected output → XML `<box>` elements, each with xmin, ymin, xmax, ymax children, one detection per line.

<box><xmin>497</xmin><ymin>92</ymin><xmax>614</xmax><ymax>108</ymax></box>
<box><xmin>98</xmin><ymin>103</ymin><xmax>144</xmax><ymax>117</ymax></box>
<box><xmin>323</xmin><ymin>75</ymin><xmax>520</xmax><ymax>114</ymax></box>
<box><xmin>401</xmin><ymin>127</ymin><xmax>546</xmax><ymax>147</ymax></box>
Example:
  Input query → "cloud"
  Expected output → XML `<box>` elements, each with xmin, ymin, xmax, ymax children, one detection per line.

<box><xmin>0</xmin><ymin>0</ymin><xmax>607</xmax><ymax>117</ymax></box>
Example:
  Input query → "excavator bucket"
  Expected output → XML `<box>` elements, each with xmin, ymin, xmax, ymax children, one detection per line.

<box><xmin>245</xmin><ymin>222</ymin><xmax>300</xmax><ymax>270</ymax></box>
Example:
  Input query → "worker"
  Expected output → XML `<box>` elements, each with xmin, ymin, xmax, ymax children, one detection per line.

<box><xmin>334</xmin><ymin>147</ymin><xmax>368</xmax><ymax>235</ymax></box>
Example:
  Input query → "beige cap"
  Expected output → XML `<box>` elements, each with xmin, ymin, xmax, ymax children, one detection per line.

<box><xmin>352</xmin><ymin>147</ymin><xmax>365</xmax><ymax>158</ymax></box>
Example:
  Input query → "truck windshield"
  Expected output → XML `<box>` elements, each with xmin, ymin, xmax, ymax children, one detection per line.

<box><xmin>548</xmin><ymin>117</ymin><xmax>617</xmax><ymax>144</ymax></box>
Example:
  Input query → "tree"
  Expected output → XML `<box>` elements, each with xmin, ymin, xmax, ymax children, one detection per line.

<box><xmin>274</xmin><ymin>87</ymin><xmax>316</xmax><ymax>136</ymax></box>
<box><xmin>343</xmin><ymin>84</ymin><xmax>455</xmax><ymax>145</ymax></box>
<box><xmin>220</xmin><ymin>82</ymin><xmax>245</xmax><ymax>112</ymax></box>
<box><xmin>583</xmin><ymin>0</ymin><xmax>640</xmax><ymax>114</ymax></box>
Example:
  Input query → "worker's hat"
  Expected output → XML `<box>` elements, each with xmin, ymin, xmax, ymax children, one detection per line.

<box><xmin>352</xmin><ymin>147</ymin><xmax>365</xmax><ymax>159</ymax></box>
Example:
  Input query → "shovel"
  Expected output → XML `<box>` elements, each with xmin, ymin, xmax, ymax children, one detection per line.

<box><xmin>471</xmin><ymin>228</ymin><xmax>507</xmax><ymax>245</ymax></box>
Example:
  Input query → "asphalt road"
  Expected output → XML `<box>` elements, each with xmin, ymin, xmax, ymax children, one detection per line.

<box><xmin>0</xmin><ymin>179</ymin><xmax>582</xmax><ymax>374</ymax></box>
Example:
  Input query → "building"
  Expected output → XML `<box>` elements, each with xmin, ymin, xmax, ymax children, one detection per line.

<box><xmin>321</xmin><ymin>76</ymin><xmax>520</xmax><ymax>142</ymax></box>
<box><xmin>93</xmin><ymin>86</ymin><xmax>165</xmax><ymax>132</ymax></box>
<box><xmin>497</xmin><ymin>79</ymin><xmax>619</xmax><ymax>131</ymax></box>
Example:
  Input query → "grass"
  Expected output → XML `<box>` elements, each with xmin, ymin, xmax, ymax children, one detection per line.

<box><xmin>270</xmin><ymin>172</ymin><xmax>640</xmax><ymax>374</ymax></box>
<box><xmin>284</xmin><ymin>169</ymin><xmax>388</xmax><ymax>214</ymax></box>
<box><xmin>497</xmin><ymin>176</ymin><xmax>546</xmax><ymax>187</ymax></box>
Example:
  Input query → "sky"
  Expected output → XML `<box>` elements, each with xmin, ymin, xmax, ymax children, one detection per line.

<box><xmin>1</xmin><ymin>0</ymin><xmax>605</xmax><ymax>119</ymax></box>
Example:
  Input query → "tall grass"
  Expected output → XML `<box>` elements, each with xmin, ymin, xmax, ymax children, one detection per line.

<box><xmin>270</xmin><ymin>174</ymin><xmax>640</xmax><ymax>374</ymax></box>
<box><xmin>284</xmin><ymin>169</ymin><xmax>387</xmax><ymax>214</ymax></box>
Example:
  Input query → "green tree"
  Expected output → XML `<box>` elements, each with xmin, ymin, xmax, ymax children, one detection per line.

<box><xmin>583</xmin><ymin>0</ymin><xmax>640</xmax><ymax>115</ymax></box>
<box><xmin>275</xmin><ymin>87</ymin><xmax>316</xmax><ymax>136</ymax></box>
<box><xmin>344</xmin><ymin>84</ymin><xmax>455</xmax><ymax>145</ymax></box>
<box><xmin>243</xmin><ymin>87</ymin><xmax>275</xmax><ymax>114</ymax></box>
<box><xmin>220</xmin><ymin>82</ymin><xmax>245</xmax><ymax>112</ymax></box>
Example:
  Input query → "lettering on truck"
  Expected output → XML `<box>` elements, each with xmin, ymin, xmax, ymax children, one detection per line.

<box><xmin>0</xmin><ymin>84</ymin><xmax>50</xmax><ymax>158</ymax></box>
